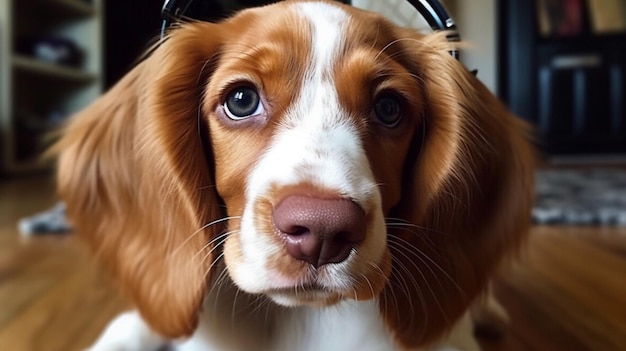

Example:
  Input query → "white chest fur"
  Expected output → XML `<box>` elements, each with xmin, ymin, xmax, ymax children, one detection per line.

<box><xmin>270</xmin><ymin>300</ymin><xmax>397</xmax><ymax>351</ymax></box>
<box><xmin>176</xmin><ymin>280</ymin><xmax>399</xmax><ymax>351</ymax></box>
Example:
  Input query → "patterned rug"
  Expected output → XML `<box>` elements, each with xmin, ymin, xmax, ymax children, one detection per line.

<box><xmin>533</xmin><ymin>169</ymin><xmax>626</xmax><ymax>226</ymax></box>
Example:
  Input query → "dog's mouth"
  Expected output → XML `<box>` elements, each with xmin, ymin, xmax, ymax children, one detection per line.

<box><xmin>230</xmin><ymin>256</ymin><xmax>389</xmax><ymax>307</ymax></box>
<box><xmin>261</xmin><ymin>271</ymin><xmax>350</xmax><ymax>307</ymax></box>
<box><xmin>265</xmin><ymin>284</ymin><xmax>344</xmax><ymax>307</ymax></box>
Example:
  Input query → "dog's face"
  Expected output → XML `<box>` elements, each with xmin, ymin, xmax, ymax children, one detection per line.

<box><xmin>56</xmin><ymin>0</ymin><xmax>533</xmax><ymax>348</ymax></box>
<box><xmin>207</xmin><ymin>2</ymin><xmax>417</xmax><ymax>306</ymax></box>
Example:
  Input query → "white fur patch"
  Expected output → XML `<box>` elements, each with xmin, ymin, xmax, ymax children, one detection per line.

<box><xmin>175</xmin><ymin>299</ymin><xmax>399</xmax><ymax>351</ymax></box>
<box><xmin>86</xmin><ymin>311</ymin><xmax>165</xmax><ymax>351</ymax></box>
<box><xmin>271</xmin><ymin>299</ymin><xmax>397</xmax><ymax>351</ymax></box>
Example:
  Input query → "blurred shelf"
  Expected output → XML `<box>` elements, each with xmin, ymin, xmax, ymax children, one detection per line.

<box><xmin>1</xmin><ymin>0</ymin><xmax>102</xmax><ymax>174</ymax></box>
<box><xmin>12</xmin><ymin>55</ymin><xmax>97</xmax><ymax>83</ymax></box>
<box><xmin>41</xmin><ymin>0</ymin><xmax>96</xmax><ymax>17</ymax></box>
<box><xmin>3</xmin><ymin>157</ymin><xmax>55</xmax><ymax>174</ymax></box>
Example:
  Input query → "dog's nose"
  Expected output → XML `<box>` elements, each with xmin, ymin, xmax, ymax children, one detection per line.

<box><xmin>273</xmin><ymin>196</ymin><xmax>366</xmax><ymax>268</ymax></box>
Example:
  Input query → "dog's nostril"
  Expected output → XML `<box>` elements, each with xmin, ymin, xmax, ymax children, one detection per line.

<box><xmin>283</xmin><ymin>225</ymin><xmax>309</xmax><ymax>236</ymax></box>
<box><xmin>273</xmin><ymin>195</ymin><xmax>366</xmax><ymax>268</ymax></box>
<box><xmin>335</xmin><ymin>231</ymin><xmax>353</xmax><ymax>243</ymax></box>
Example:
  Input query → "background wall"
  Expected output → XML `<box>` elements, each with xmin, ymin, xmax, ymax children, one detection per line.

<box><xmin>455</xmin><ymin>0</ymin><xmax>497</xmax><ymax>93</ymax></box>
<box><xmin>351</xmin><ymin>0</ymin><xmax>432</xmax><ymax>30</ymax></box>
<box><xmin>352</xmin><ymin>0</ymin><xmax>498</xmax><ymax>94</ymax></box>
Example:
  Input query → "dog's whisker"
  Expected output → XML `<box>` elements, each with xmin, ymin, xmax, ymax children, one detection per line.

<box><xmin>374</xmin><ymin>36</ymin><xmax>451</xmax><ymax>64</ymax></box>
<box><xmin>385</xmin><ymin>224</ymin><xmax>444</xmax><ymax>257</ymax></box>
<box><xmin>205</xmin><ymin>228</ymin><xmax>238</xmax><ymax>251</ymax></box>
<box><xmin>360</xmin><ymin>273</ymin><xmax>376</xmax><ymax>299</ymax></box>
<box><xmin>387</xmin><ymin>239</ymin><xmax>449</xmax><ymax>322</ymax></box>
<box><xmin>174</xmin><ymin>216</ymin><xmax>239</xmax><ymax>254</ymax></box>
<box><xmin>195</xmin><ymin>184</ymin><xmax>218</xmax><ymax>192</ymax></box>
<box><xmin>388</xmin><ymin>256</ymin><xmax>416</xmax><ymax>310</ymax></box>
<box><xmin>209</xmin><ymin>265</ymin><xmax>231</xmax><ymax>318</ymax></box>
<box><xmin>373</xmin><ymin>38</ymin><xmax>407</xmax><ymax>62</ymax></box>
<box><xmin>379</xmin><ymin>270</ymin><xmax>401</xmax><ymax>328</ymax></box>
<box><xmin>388</xmin><ymin>236</ymin><xmax>448</xmax><ymax>294</ymax></box>
<box><xmin>213</xmin><ymin>264</ymin><xmax>230</xmax><ymax>287</ymax></box>
<box><xmin>195</xmin><ymin>231</ymin><xmax>230</xmax><ymax>259</ymax></box>
<box><xmin>204</xmin><ymin>252</ymin><xmax>226</xmax><ymax>282</ymax></box>
<box><xmin>388</xmin><ymin>236</ymin><xmax>468</xmax><ymax>300</ymax></box>
<box><xmin>367</xmin><ymin>262</ymin><xmax>386</xmax><ymax>280</ymax></box>
<box><xmin>196</xmin><ymin>230</ymin><xmax>236</xmax><ymax>272</ymax></box>
<box><xmin>200</xmin><ymin>245</ymin><xmax>226</xmax><ymax>272</ymax></box>
<box><xmin>389</xmin><ymin>241</ymin><xmax>465</xmax><ymax>331</ymax></box>
<box><xmin>385</xmin><ymin>218</ymin><xmax>451</xmax><ymax>237</ymax></box>
<box><xmin>248</xmin><ymin>294</ymin><xmax>269</xmax><ymax>316</ymax></box>
<box><xmin>231</xmin><ymin>288</ymin><xmax>242</xmax><ymax>330</ymax></box>
<box><xmin>385</xmin><ymin>219</ymin><xmax>451</xmax><ymax>255</ymax></box>
<box><xmin>389</xmin><ymin>255</ymin><xmax>430</xmax><ymax>337</ymax></box>
<box><xmin>213</xmin><ymin>268</ymin><xmax>232</xmax><ymax>323</ymax></box>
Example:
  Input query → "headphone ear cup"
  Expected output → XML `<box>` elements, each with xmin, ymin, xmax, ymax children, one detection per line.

<box><xmin>404</xmin><ymin>0</ymin><xmax>460</xmax><ymax>59</ymax></box>
<box><xmin>405</xmin><ymin>0</ymin><xmax>456</xmax><ymax>31</ymax></box>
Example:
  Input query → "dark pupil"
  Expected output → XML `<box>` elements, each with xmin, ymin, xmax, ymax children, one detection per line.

<box><xmin>227</xmin><ymin>88</ymin><xmax>259</xmax><ymax>117</ymax></box>
<box><xmin>375</xmin><ymin>97</ymin><xmax>400</xmax><ymax>124</ymax></box>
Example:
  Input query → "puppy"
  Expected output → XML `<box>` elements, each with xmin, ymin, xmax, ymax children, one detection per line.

<box><xmin>55</xmin><ymin>1</ymin><xmax>534</xmax><ymax>350</ymax></box>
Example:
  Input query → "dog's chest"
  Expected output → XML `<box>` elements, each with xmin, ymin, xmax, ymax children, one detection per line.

<box><xmin>177</xmin><ymin>299</ymin><xmax>400</xmax><ymax>351</ymax></box>
<box><xmin>272</xmin><ymin>300</ymin><xmax>399</xmax><ymax>351</ymax></box>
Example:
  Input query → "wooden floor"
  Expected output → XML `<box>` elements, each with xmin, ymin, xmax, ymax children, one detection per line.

<box><xmin>0</xmin><ymin>175</ymin><xmax>625</xmax><ymax>351</ymax></box>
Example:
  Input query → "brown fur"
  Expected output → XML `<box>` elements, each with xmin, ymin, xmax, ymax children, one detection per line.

<box><xmin>377</xmin><ymin>28</ymin><xmax>535</xmax><ymax>348</ymax></box>
<box><xmin>55</xmin><ymin>23</ymin><xmax>227</xmax><ymax>338</ymax></box>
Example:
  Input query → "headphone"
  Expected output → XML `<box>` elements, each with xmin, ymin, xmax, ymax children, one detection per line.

<box><xmin>160</xmin><ymin>0</ymin><xmax>460</xmax><ymax>59</ymax></box>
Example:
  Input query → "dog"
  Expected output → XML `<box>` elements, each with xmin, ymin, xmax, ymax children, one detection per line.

<box><xmin>55</xmin><ymin>1</ymin><xmax>534</xmax><ymax>350</ymax></box>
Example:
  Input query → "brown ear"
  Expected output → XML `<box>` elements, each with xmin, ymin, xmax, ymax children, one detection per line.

<box><xmin>55</xmin><ymin>23</ymin><xmax>224</xmax><ymax>338</ymax></box>
<box><xmin>380</xmin><ymin>32</ymin><xmax>535</xmax><ymax>348</ymax></box>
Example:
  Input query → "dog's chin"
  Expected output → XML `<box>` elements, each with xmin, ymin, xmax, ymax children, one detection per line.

<box><xmin>266</xmin><ymin>290</ymin><xmax>343</xmax><ymax>307</ymax></box>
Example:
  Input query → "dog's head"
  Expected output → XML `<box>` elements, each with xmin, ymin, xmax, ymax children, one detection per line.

<box><xmin>56</xmin><ymin>0</ymin><xmax>533</xmax><ymax>348</ymax></box>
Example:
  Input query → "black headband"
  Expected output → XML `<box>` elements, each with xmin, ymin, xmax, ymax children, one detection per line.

<box><xmin>160</xmin><ymin>0</ymin><xmax>460</xmax><ymax>59</ymax></box>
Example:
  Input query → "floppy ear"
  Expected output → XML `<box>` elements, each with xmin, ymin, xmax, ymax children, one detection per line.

<box><xmin>55</xmin><ymin>23</ymin><xmax>224</xmax><ymax>338</ymax></box>
<box><xmin>380</xmin><ymin>33</ymin><xmax>535</xmax><ymax>348</ymax></box>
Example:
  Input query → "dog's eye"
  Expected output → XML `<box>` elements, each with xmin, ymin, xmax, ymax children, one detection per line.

<box><xmin>374</xmin><ymin>95</ymin><xmax>402</xmax><ymax>127</ymax></box>
<box><xmin>224</xmin><ymin>87</ymin><xmax>263</xmax><ymax>120</ymax></box>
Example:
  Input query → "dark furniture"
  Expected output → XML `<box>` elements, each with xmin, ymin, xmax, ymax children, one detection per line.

<box><xmin>499</xmin><ymin>0</ymin><xmax>626</xmax><ymax>156</ymax></box>
<box><xmin>104</xmin><ymin>0</ymin><xmax>279</xmax><ymax>88</ymax></box>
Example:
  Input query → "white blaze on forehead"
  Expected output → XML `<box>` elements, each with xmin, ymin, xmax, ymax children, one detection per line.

<box><xmin>286</xmin><ymin>1</ymin><xmax>350</xmax><ymax>129</ymax></box>
<box><xmin>296</xmin><ymin>1</ymin><xmax>347</xmax><ymax>75</ymax></box>
<box><xmin>248</xmin><ymin>1</ymin><xmax>373</xmax><ymax>201</ymax></box>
